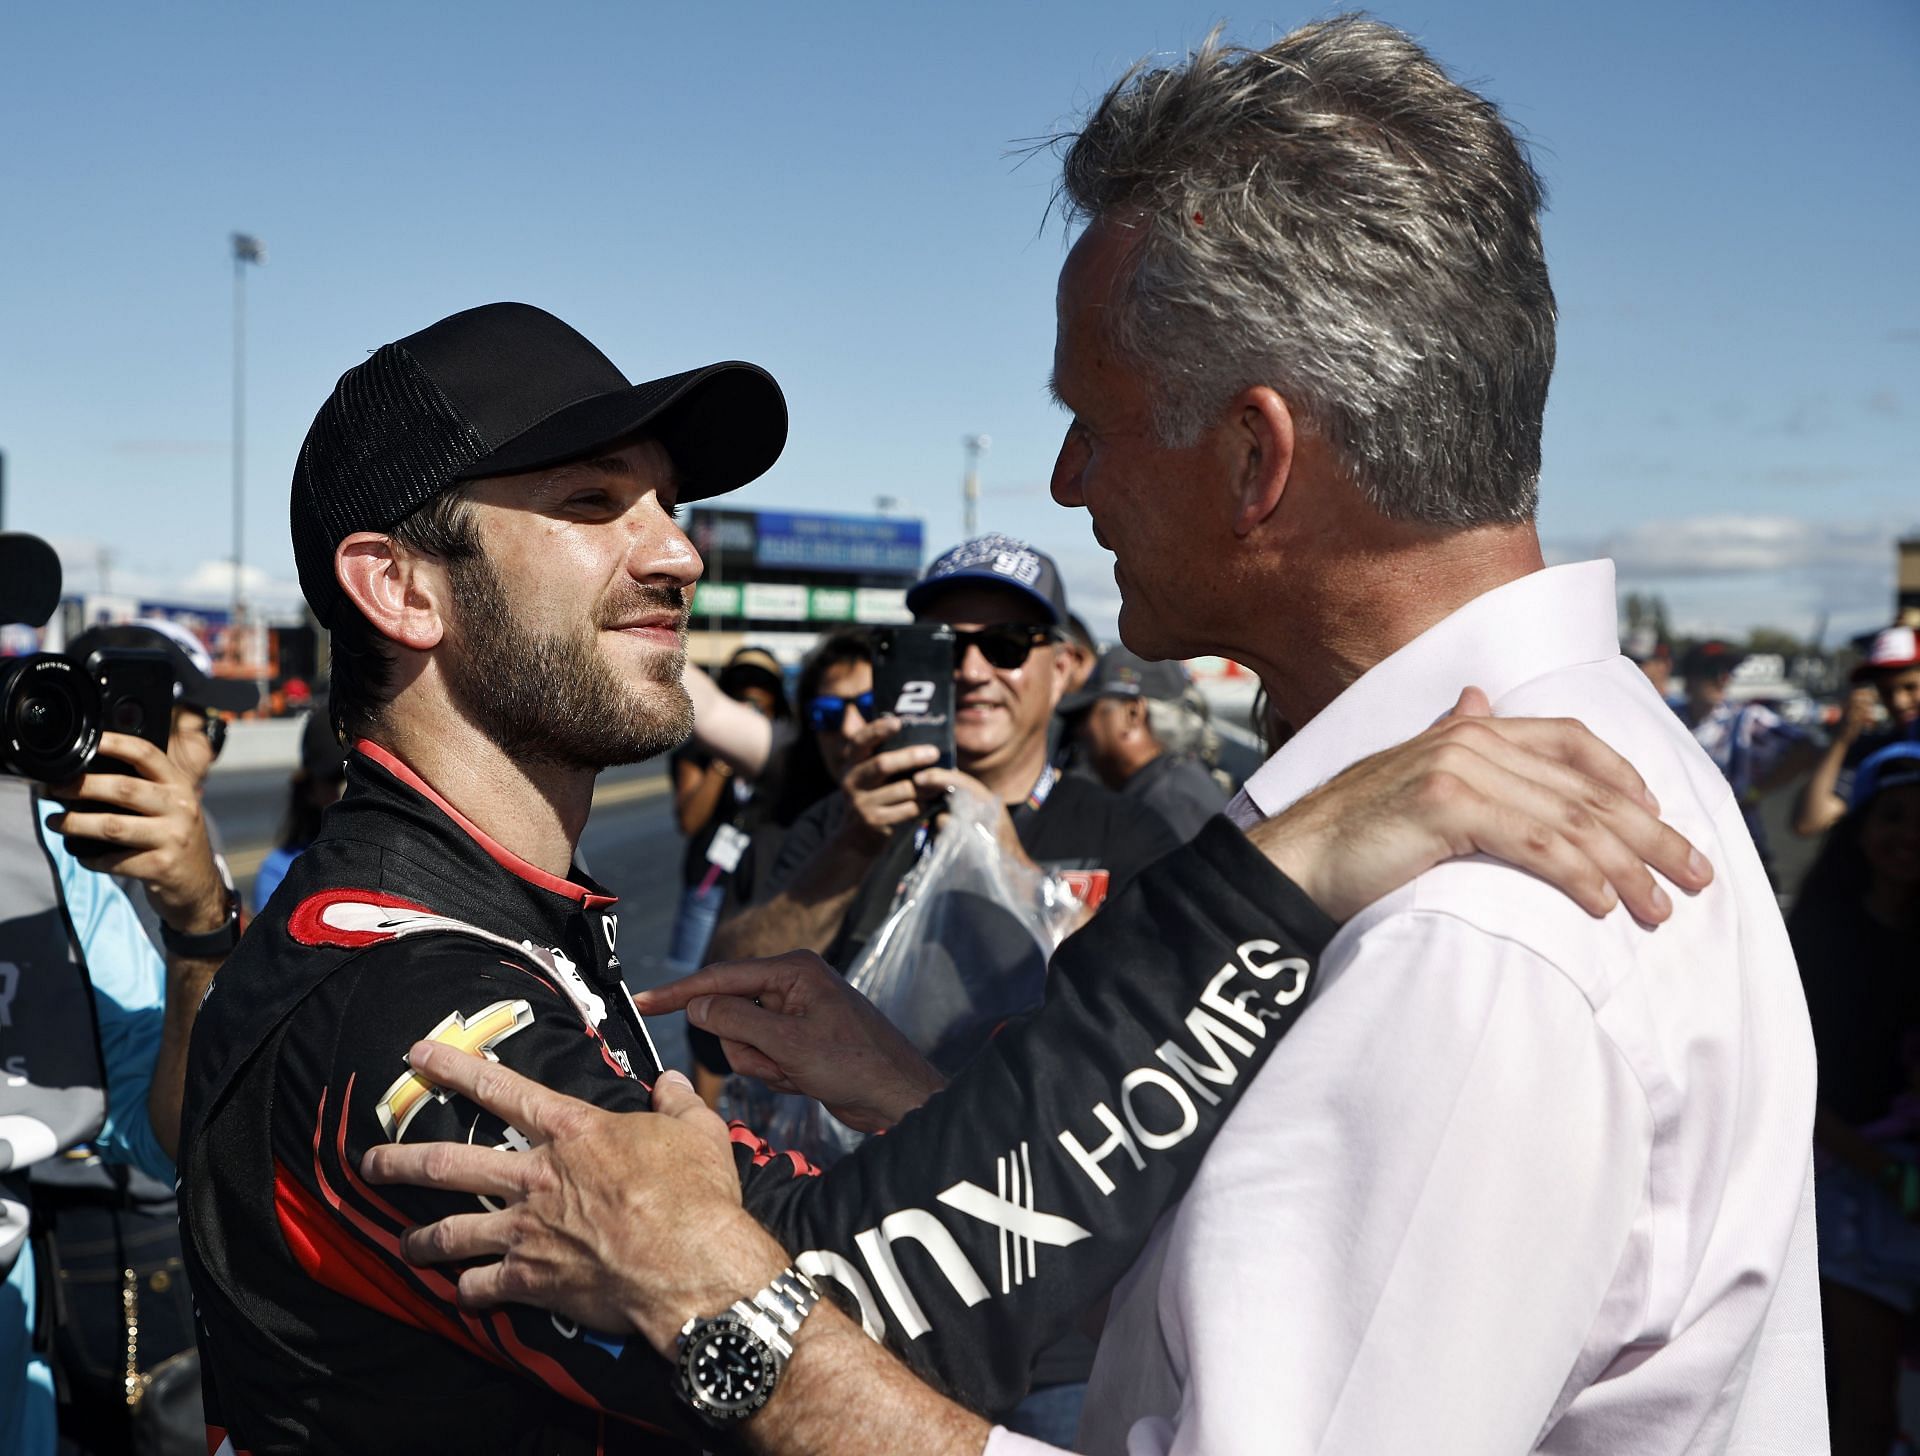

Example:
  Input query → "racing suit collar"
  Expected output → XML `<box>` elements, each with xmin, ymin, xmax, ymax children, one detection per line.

<box><xmin>352</xmin><ymin>738</ymin><xmax>618</xmax><ymax>912</ymax></box>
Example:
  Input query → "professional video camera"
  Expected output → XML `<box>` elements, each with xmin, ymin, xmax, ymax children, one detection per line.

<box><xmin>1</xmin><ymin>534</ymin><xmax>175</xmax><ymax>855</ymax></box>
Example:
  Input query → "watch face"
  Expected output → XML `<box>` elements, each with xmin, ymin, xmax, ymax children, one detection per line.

<box><xmin>678</xmin><ymin>1316</ymin><xmax>780</xmax><ymax>1421</ymax></box>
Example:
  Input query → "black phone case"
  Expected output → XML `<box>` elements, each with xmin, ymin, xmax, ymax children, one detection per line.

<box><xmin>872</xmin><ymin>625</ymin><xmax>956</xmax><ymax>772</ymax></box>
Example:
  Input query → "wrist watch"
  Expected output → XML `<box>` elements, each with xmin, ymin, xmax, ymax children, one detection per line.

<box><xmin>674</xmin><ymin>1266</ymin><xmax>822</xmax><ymax>1424</ymax></box>
<box><xmin>159</xmin><ymin>891</ymin><xmax>240</xmax><ymax>958</ymax></box>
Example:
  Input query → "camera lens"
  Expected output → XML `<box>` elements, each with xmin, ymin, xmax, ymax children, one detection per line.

<box><xmin>0</xmin><ymin>655</ymin><xmax>101</xmax><ymax>781</ymax></box>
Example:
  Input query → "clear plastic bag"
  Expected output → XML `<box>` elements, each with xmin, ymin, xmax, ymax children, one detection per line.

<box><xmin>720</xmin><ymin>790</ymin><xmax>1084</xmax><ymax>1165</ymax></box>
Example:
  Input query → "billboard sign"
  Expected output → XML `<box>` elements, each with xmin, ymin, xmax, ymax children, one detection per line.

<box><xmin>752</xmin><ymin>513</ymin><xmax>922</xmax><ymax>575</ymax></box>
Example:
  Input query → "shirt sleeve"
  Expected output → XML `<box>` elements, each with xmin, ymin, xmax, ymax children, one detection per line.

<box><xmin>733</xmin><ymin>819</ymin><xmax>1341</xmax><ymax>1416</ymax></box>
<box><xmin>269</xmin><ymin>935</ymin><xmax>705</xmax><ymax>1443</ymax></box>
<box><xmin>1116</xmin><ymin>908</ymin><xmax>1651</xmax><ymax>1455</ymax></box>
<box><xmin>40</xmin><ymin>818</ymin><xmax>174</xmax><ymax>1184</ymax></box>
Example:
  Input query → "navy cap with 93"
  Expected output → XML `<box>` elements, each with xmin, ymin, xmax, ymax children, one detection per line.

<box><xmin>906</xmin><ymin>535</ymin><xmax>1068</xmax><ymax>626</ymax></box>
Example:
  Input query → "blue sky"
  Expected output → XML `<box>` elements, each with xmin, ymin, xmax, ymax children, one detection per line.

<box><xmin>3</xmin><ymin>0</ymin><xmax>1914</xmax><ymax>644</ymax></box>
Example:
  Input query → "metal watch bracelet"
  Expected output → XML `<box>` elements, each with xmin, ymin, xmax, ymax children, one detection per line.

<box><xmin>731</xmin><ymin>1266</ymin><xmax>823</xmax><ymax>1358</ymax></box>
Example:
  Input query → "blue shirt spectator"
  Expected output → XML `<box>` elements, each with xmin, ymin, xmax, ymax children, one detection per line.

<box><xmin>2</xmin><ymin>823</ymin><xmax>173</xmax><ymax>1456</ymax></box>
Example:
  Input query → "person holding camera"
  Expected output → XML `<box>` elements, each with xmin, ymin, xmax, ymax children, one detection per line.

<box><xmin>707</xmin><ymin>536</ymin><xmax>1181</xmax><ymax>987</ymax></box>
<box><xmin>65</xmin><ymin>620</ymin><xmax>258</xmax><ymax>943</ymax></box>
<box><xmin>0</xmin><ymin>543</ymin><xmax>241</xmax><ymax>1456</ymax></box>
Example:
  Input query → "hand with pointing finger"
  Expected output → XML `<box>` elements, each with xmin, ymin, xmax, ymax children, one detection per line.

<box><xmin>633</xmin><ymin>952</ymin><xmax>946</xmax><ymax>1133</ymax></box>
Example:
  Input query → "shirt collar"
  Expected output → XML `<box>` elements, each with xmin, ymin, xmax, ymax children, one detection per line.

<box><xmin>1230</xmin><ymin>561</ymin><xmax>1622</xmax><ymax>825</ymax></box>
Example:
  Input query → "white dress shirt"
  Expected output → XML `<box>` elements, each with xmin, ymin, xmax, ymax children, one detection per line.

<box><xmin>987</xmin><ymin>561</ymin><xmax>1825</xmax><ymax>1455</ymax></box>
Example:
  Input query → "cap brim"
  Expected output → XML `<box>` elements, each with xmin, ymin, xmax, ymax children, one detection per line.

<box><xmin>1854</xmin><ymin>656</ymin><xmax>1920</xmax><ymax>682</ymax></box>
<box><xmin>1057</xmin><ymin>689</ymin><xmax>1100</xmax><ymax>716</ymax></box>
<box><xmin>456</xmin><ymin>361</ymin><xmax>786</xmax><ymax>501</ymax></box>
<box><xmin>190</xmin><ymin>673</ymin><xmax>263</xmax><ymax>714</ymax></box>
<box><xmin>905</xmin><ymin>570</ymin><xmax>1063</xmax><ymax>626</ymax></box>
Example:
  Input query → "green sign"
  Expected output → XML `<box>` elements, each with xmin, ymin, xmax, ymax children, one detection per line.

<box><xmin>808</xmin><ymin>588</ymin><xmax>855</xmax><ymax>621</ymax></box>
<box><xmin>692</xmin><ymin>582</ymin><xmax>741</xmax><ymax>615</ymax></box>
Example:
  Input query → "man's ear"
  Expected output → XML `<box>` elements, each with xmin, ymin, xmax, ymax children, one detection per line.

<box><xmin>1045</xmin><ymin>639</ymin><xmax>1075</xmax><ymax>709</ymax></box>
<box><xmin>335</xmin><ymin>533</ymin><xmax>449</xmax><ymax>652</ymax></box>
<box><xmin>1229</xmin><ymin>385</ymin><xmax>1297</xmax><ymax>537</ymax></box>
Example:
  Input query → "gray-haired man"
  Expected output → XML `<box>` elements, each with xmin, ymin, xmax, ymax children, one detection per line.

<box><xmin>366</xmin><ymin>18</ymin><xmax>1823</xmax><ymax>1454</ymax></box>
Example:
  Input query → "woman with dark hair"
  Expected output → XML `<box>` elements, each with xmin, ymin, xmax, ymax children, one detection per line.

<box><xmin>1790</xmin><ymin>742</ymin><xmax>1920</xmax><ymax>1456</ymax></box>
<box><xmin>665</xmin><ymin>648</ymin><xmax>790</xmax><ymax>976</ymax></box>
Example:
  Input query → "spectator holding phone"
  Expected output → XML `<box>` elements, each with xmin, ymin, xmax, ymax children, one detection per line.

<box><xmin>1795</xmin><ymin>624</ymin><xmax>1920</xmax><ymax>841</ymax></box>
<box><xmin>710</xmin><ymin>537</ymin><xmax>1179</xmax><ymax>975</ymax></box>
<box><xmin>704</xmin><ymin>537</ymin><xmax>1179</xmax><ymax>1441</ymax></box>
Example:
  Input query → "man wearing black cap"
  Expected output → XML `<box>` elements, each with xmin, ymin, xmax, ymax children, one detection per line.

<box><xmin>177</xmin><ymin>302</ymin><xmax>804</xmax><ymax>1453</ymax></box>
<box><xmin>1063</xmin><ymin>646</ymin><xmax>1227</xmax><ymax>841</ymax></box>
<box><xmin>708</xmin><ymin>535</ymin><xmax>1181</xmax><ymax>981</ymax></box>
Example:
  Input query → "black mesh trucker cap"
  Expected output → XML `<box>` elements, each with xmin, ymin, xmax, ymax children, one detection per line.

<box><xmin>291</xmin><ymin>302</ymin><xmax>787</xmax><ymax>627</ymax></box>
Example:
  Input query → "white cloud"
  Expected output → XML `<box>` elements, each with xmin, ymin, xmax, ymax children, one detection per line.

<box><xmin>1562</xmin><ymin>514</ymin><xmax>1895</xmax><ymax>579</ymax></box>
<box><xmin>1549</xmin><ymin>513</ymin><xmax>1912</xmax><ymax>640</ymax></box>
<box><xmin>46</xmin><ymin>538</ymin><xmax>307</xmax><ymax>618</ymax></box>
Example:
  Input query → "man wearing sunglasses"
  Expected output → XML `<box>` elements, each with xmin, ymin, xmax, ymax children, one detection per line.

<box><xmin>708</xmin><ymin>537</ymin><xmax>1184</xmax><ymax>1435</ymax></box>
<box><xmin>708</xmin><ymin>536</ymin><xmax>1181</xmax><ymax>1000</ymax></box>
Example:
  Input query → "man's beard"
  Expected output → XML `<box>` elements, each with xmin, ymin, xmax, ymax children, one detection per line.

<box><xmin>439</xmin><ymin>552</ymin><xmax>694</xmax><ymax>772</ymax></box>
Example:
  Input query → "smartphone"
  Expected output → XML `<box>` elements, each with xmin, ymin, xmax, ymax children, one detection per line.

<box><xmin>63</xmin><ymin>648</ymin><xmax>175</xmax><ymax>860</ymax></box>
<box><xmin>871</xmin><ymin>625</ymin><xmax>956</xmax><ymax>772</ymax></box>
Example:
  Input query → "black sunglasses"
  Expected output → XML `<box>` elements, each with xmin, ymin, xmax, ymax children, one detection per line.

<box><xmin>202</xmin><ymin>712</ymin><xmax>228</xmax><ymax>759</ymax></box>
<box><xmin>806</xmin><ymin>692</ymin><xmax>875</xmax><ymax>733</ymax></box>
<box><xmin>954</xmin><ymin>624</ymin><xmax>1057</xmax><ymax>671</ymax></box>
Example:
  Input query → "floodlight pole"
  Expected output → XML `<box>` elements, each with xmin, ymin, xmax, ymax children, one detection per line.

<box><xmin>962</xmin><ymin>434</ymin><xmax>990</xmax><ymax>538</ymax></box>
<box><xmin>231</xmin><ymin>234</ymin><xmax>264</xmax><ymax>628</ymax></box>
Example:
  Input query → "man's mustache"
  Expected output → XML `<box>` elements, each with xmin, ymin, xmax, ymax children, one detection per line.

<box><xmin>599</xmin><ymin>584</ymin><xmax>690</xmax><ymax>635</ymax></box>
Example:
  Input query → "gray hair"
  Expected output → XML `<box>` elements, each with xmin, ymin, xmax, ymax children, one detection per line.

<box><xmin>1058</xmin><ymin>15</ymin><xmax>1555</xmax><ymax>526</ymax></box>
<box><xmin>1144</xmin><ymin>697</ymin><xmax>1206</xmax><ymax>758</ymax></box>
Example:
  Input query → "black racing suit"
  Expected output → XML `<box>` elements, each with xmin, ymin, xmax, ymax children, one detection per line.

<box><xmin>179</xmin><ymin>742</ymin><xmax>1336</xmax><ymax>1453</ymax></box>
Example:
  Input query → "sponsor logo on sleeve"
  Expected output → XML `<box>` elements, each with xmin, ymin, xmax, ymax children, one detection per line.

<box><xmin>375</xmin><ymin>999</ymin><xmax>534</xmax><ymax>1141</ymax></box>
<box><xmin>791</xmin><ymin>938</ymin><xmax>1311</xmax><ymax>1344</ymax></box>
